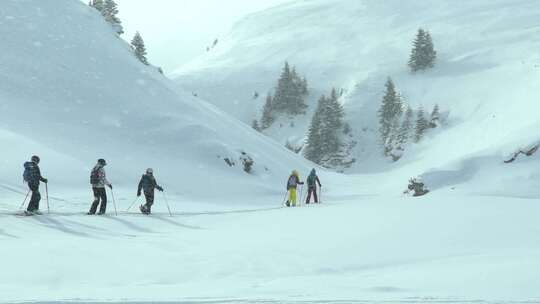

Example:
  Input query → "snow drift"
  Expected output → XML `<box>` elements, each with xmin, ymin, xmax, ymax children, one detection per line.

<box><xmin>0</xmin><ymin>0</ymin><xmax>310</xmax><ymax>204</ymax></box>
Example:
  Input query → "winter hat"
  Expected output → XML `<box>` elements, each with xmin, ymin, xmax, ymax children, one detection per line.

<box><xmin>146</xmin><ymin>168</ymin><xmax>154</xmax><ymax>174</ymax></box>
<box><xmin>31</xmin><ymin>155</ymin><xmax>40</xmax><ymax>164</ymax></box>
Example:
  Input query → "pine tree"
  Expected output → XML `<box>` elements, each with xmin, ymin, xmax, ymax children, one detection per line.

<box><xmin>321</xmin><ymin>88</ymin><xmax>345</xmax><ymax>161</ymax></box>
<box><xmin>408</xmin><ymin>28</ymin><xmax>436</xmax><ymax>72</ymax></box>
<box><xmin>131</xmin><ymin>32</ymin><xmax>148</xmax><ymax>65</ymax></box>
<box><xmin>378</xmin><ymin>78</ymin><xmax>403</xmax><ymax>155</ymax></box>
<box><xmin>424</xmin><ymin>32</ymin><xmax>436</xmax><ymax>68</ymax></box>
<box><xmin>429</xmin><ymin>104</ymin><xmax>440</xmax><ymax>128</ymax></box>
<box><xmin>415</xmin><ymin>106</ymin><xmax>429</xmax><ymax>142</ymax></box>
<box><xmin>304</xmin><ymin>89</ymin><xmax>346</xmax><ymax>166</ymax></box>
<box><xmin>304</xmin><ymin>95</ymin><xmax>326</xmax><ymax>164</ymax></box>
<box><xmin>261</xmin><ymin>94</ymin><xmax>275</xmax><ymax>129</ymax></box>
<box><xmin>89</xmin><ymin>0</ymin><xmax>105</xmax><ymax>12</ymax></box>
<box><xmin>103</xmin><ymin>0</ymin><xmax>123</xmax><ymax>35</ymax></box>
<box><xmin>272</xmin><ymin>62</ymin><xmax>307</xmax><ymax>115</ymax></box>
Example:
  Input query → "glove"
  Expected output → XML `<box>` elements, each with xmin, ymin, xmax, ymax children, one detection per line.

<box><xmin>157</xmin><ymin>186</ymin><xmax>164</xmax><ymax>192</ymax></box>
<box><xmin>108</xmin><ymin>184</ymin><xmax>113</xmax><ymax>190</ymax></box>
<box><xmin>137</xmin><ymin>192</ymin><xmax>141</xmax><ymax>197</ymax></box>
<box><xmin>43</xmin><ymin>178</ymin><xmax>48</xmax><ymax>184</ymax></box>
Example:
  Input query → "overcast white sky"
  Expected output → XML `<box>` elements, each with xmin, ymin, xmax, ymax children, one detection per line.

<box><xmin>105</xmin><ymin>0</ymin><xmax>292</xmax><ymax>73</ymax></box>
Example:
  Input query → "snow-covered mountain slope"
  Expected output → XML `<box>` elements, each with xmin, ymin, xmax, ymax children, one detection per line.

<box><xmin>172</xmin><ymin>0</ymin><xmax>540</xmax><ymax>190</ymax></box>
<box><xmin>0</xmin><ymin>0</ymin><xmax>311</xmax><ymax>204</ymax></box>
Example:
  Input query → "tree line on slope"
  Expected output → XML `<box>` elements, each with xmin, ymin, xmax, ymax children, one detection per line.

<box><xmin>252</xmin><ymin>62</ymin><xmax>353</xmax><ymax>169</ymax></box>
<box><xmin>378</xmin><ymin>28</ymin><xmax>440</xmax><ymax>161</ymax></box>
<box><xmin>378</xmin><ymin>78</ymin><xmax>442</xmax><ymax>161</ymax></box>
<box><xmin>253</xmin><ymin>28</ymin><xmax>440</xmax><ymax>167</ymax></box>
<box><xmin>88</xmin><ymin>0</ymin><xmax>160</xmax><ymax>72</ymax></box>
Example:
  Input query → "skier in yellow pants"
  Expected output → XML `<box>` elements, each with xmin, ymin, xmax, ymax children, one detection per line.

<box><xmin>286</xmin><ymin>170</ymin><xmax>304</xmax><ymax>207</ymax></box>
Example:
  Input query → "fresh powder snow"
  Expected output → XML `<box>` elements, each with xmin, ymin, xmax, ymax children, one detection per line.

<box><xmin>1</xmin><ymin>0</ymin><xmax>539</xmax><ymax>303</ymax></box>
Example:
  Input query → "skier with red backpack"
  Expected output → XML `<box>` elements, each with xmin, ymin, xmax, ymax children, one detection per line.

<box><xmin>87</xmin><ymin>158</ymin><xmax>113</xmax><ymax>215</ymax></box>
<box><xmin>22</xmin><ymin>155</ymin><xmax>48</xmax><ymax>215</ymax></box>
<box><xmin>305</xmin><ymin>168</ymin><xmax>322</xmax><ymax>204</ymax></box>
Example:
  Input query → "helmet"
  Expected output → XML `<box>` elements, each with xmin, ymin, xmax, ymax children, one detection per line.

<box><xmin>97</xmin><ymin>158</ymin><xmax>107</xmax><ymax>166</ymax></box>
<box><xmin>292</xmin><ymin>170</ymin><xmax>299</xmax><ymax>177</ymax></box>
<box><xmin>31</xmin><ymin>155</ymin><xmax>40</xmax><ymax>164</ymax></box>
<box><xmin>146</xmin><ymin>168</ymin><xmax>154</xmax><ymax>174</ymax></box>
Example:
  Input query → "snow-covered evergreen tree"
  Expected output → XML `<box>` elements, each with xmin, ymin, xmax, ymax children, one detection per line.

<box><xmin>89</xmin><ymin>0</ymin><xmax>104</xmax><ymax>12</ymax></box>
<box><xmin>131</xmin><ymin>32</ymin><xmax>148</xmax><ymax>65</ymax></box>
<box><xmin>415</xmin><ymin>106</ymin><xmax>429</xmax><ymax>142</ymax></box>
<box><xmin>304</xmin><ymin>95</ymin><xmax>325</xmax><ymax>164</ymax></box>
<box><xmin>272</xmin><ymin>62</ymin><xmax>308</xmax><ymax>115</ymax></box>
<box><xmin>260</xmin><ymin>94</ymin><xmax>275</xmax><ymax>129</ymax></box>
<box><xmin>90</xmin><ymin>0</ymin><xmax>123</xmax><ymax>35</ymax></box>
<box><xmin>429</xmin><ymin>104</ymin><xmax>440</xmax><ymax>128</ymax></box>
<box><xmin>378</xmin><ymin>78</ymin><xmax>403</xmax><ymax>156</ymax></box>
<box><xmin>103</xmin><ymin>0</ymin><xmax>123</xmax><ymax>35</ymax></box>
<box><xmin>424</xmin><ymin>32</ymin><xmax>436</xmax><ymax>68</ymax></box>
<box><xmin>305</xmin><ymin>88</ymin><xmax>346</xmax><ymax>167</ymax></box>
<box><xmin>408</xmin><ymin>28</ymin><xmax>437</xmax><ymax>72</ymax></box>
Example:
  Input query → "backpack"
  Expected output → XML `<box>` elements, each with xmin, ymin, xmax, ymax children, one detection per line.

<box><xmin>90</xmin><ymin>166</ymin><xmax>100</xmax><ymax>185</ymax></box>
<box><xmin>307</xmin><ymin>174</ymin><xmax>316</xmax><ymax>187</ymax></box>
<box><xmin>287</xmin><ymin>175</ymin><xmax>297</xmax><ymax>189</ymax></box>
<box><xmin>23</xmin><ymin>162</ymin><xmax>33</xmax><ymax>183</ymax></box>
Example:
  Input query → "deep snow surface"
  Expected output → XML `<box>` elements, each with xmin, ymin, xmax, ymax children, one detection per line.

<box><xmin>1</xmin><ymin>186</ymin><xmax>540</xmax><ymax>303</ymax></box>
<box><xmin>2</xmin><ymin>0</ymin><xmax>540</xmax><ymax>302</ymax></box>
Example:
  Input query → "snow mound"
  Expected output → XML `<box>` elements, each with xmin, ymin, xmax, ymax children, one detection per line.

<box><xmin>0</xmin><ymin>0</ymin><xmax>309</xmax><ymax>204</ymax></box>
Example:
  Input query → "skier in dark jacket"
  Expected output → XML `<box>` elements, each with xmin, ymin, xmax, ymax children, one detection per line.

<box><xmin>23</xmin><ymin>155</ymin><xmax>47</xmax><ymax>215</ymax></box>
<box><xmin>88</xmin><ymin>158</ymin><xmax>112</xmax><ymax>215</ymax></box>
<box><xmin>137</xmin><ymin>168</ymin><xmax>163</xmax><ymax>214</ymax></box>
<box><xmin>305</xmin><ymin>168</ymin><xmax>322</xmax><ymax>204</ymax></box>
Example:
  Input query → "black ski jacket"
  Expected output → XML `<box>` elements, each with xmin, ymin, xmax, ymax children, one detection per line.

<box><xmin>138</xmin><ymin>174</ymin><xmax>163</xmax><ymax>195</ymax></box>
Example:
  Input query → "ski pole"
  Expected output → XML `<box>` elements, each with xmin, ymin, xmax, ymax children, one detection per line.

<box><xmin>319</xmin><ymin>186</ymin><xmax>322</xmax><ymax>204</ymax></box>
<box><xmin>126</xmin><ymin>196</ymin><xmax>139</xmax><ymax>212</ymax></box>
<box><xmin>110</xmin><ymin>188</ymin><xmax>118</xmax><ymax>216</ymax></box>
<box><xmin>45</xmin><ymin>183</ymin><xmax>50</xmax><ymax>214</ymax></box>
<box><xmin>162</xmin><ymin>191</ymin><xmax>172</xmax><ymax>217</ymax></box>
<box><xmin>19</xmin><ymin>189</ymin><xmax>31</xmax><ymax>211</ymax></box>
<box><xmin>281</xmin><ymin>190</ymin><xmax>289</xmax><ymax>206</ymax></box>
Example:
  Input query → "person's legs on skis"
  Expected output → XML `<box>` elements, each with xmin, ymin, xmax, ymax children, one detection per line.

<box><xmin>88</xmin><ymin>188</ymin><xmax>100</xmax><ymax>215</ymax></box>
<box><xmin>97</xmin><ymin>188</ymin><xmax>107</xmax><ymax>215</ymax></box>
<box><xmin>306</xmin><ymin>187</ymin><xmax>315</xmax><ymax>204</ymax></box>
<box><xmin>289</xmin><ymin>188</ymin><xmax>297</xmax><ymax>207</ymax></box>
<box><xmin>141</xmin><ymin>191</ymin><xmax>154</xmax><ymax>214</ymax></box>
<box><xmin>27</xmin><ymin>183</ymin><xmax>41</xmax><ymax>213</ymax></box>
